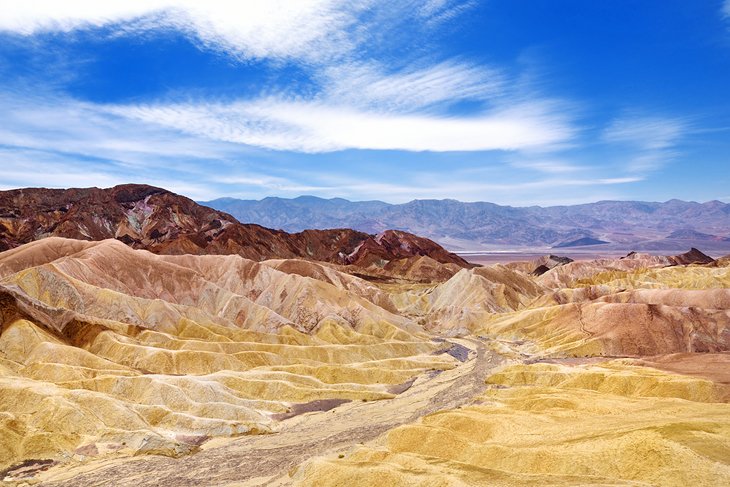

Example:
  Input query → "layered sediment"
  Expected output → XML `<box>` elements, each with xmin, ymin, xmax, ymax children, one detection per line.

<box><xmin>0</xmin><ymin>233</ymin><xmax>728</xmax><ymax>486</ymax></box>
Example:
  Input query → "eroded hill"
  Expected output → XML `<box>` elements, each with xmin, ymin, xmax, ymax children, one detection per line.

<box><xmin>0</xmin><ymin>236</ymin><xmax>728</xmax><ymax>486</ymax></box>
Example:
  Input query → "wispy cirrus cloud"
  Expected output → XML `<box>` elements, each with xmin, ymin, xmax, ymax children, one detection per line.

<box><xmin>0</xmin><ymin>88</ymin><xmax>641</xmax><ymax>204</ymax></box>
<box><xmin>508</xmin><ymin>158</ymin><xmax>583</xmax><ymax>174</ymax></box>
<box><xmin>0</xmin><ymin>146</ymin><xmax>129</xmax><ymax>190</ymax></box>
<box><xmin>0</xmin><ymin>1</ymin><xmax>480</xmax><ymax>65</ymax></box>
<box><xmin>107</xmin><ymin>97</ymin><xmax>575</xmax><ymax>153</ymax></box>
<box><xmin>416</xmin><ymin>0</ymin><xmax>477</xmax><ymax>27</ymax></box>
<box><xmin>0</xmin><ymin>143</ymin><xmax>224</xmax><ymax>201</ymax></box>
<box><xmin>0</xmin><ymin>0</ymin><xmax>363</xmax><ymax>62</ymax></box>
<box><xmin>602</xmin><ymin>115</ymin><xmax>687</xmax><ymax>174</ymax></box>
<box><xmin>321</xmin><ymin>61</ymin><xmax>505</xmax><ymax>112</ymax></box>
<box><xmin>0</xmin><ymin>91</ymin><xmax>246</xmax><ymax>164</ymax></box>
<box><xmin>603</xmin><ymin>116</ymin><xmax>686</xmax><ymax>150</ymax></box>
<box><xmin>0</xmin><ymin>1</ymin><xmax>576</xmax><ymax>154</ymax></box>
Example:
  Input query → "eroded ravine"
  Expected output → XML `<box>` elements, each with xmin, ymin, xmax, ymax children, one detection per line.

<box><xmin>5</xmin><ymin>237</ymin><xmax>728</xmax><ymax>486</ymax></box>
<box><xmin>36</xmin><ymin>338</ymin><xmax>507</xmax><ymax>487</ymax></box>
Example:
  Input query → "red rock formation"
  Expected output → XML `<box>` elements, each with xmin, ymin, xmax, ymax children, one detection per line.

<box><xmin>0</xmin><ymin>185</ymin><xmax>468</xmax><ymax>268</ymax></box>
<box><xmin>343</xmin><ymin>230</ymin><xmax>471</xmax><ymax>268</ymax></box>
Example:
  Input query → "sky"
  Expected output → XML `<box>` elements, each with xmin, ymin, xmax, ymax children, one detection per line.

<box><xmin>0</xmin><ymin>0</ymin><xmax>729</xmax><ymax>205</ymax></box>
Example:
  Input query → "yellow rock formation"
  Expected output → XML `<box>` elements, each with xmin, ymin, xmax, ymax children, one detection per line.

<box><xmin>0</xmin><ymin>238</ymin><xmax>455</xmax><ymax>473</ymax></box>
<box><xmin>295</xmin><ymin>362</ymin><xmax>730</xmax><ymax>486</ymax></box>
<box><xmin>1</xmin><ymin>238</ymin><xmax>728</xmax><ymax>486</ymax></box>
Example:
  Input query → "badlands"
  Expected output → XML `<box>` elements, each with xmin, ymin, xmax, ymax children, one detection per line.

<box><xmin>0</xmin><ymin>186</ymin><xmax>728</xmax><ymax>486</ymax></box>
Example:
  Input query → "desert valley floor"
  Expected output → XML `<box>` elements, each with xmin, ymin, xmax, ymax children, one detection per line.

<box><xmin>0</xmin><ymin>234</ymin><xmax>728</xmax><ymax>486</ymax></box>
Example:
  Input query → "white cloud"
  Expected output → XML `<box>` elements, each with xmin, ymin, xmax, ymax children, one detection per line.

<box><xmin>723</xmin><ymin>0</ymin><xmax>730</xmax><ymax>19</ymax></box>
<box><xmin>206</xmin><ymin>174</ymin><xmax>332</xmax><ymax>193</ymax></box>
<box><xmin>509</xmin><ymin>159</ymin><xmax>581</xmax><ymax>174</ymax></box>
<box><xmin>0</xmin><ymin>91</ymin><xmax>247</xmax><ymax>164</ymax></box>
<box><xmin>417</xmin><ymin>0</ymin><xmax>475</xmax><ymax>26</ymax></box>
<box><xmin>0</xmin><ymin>1</ymin><xmax>577</xmax><ymax>154</ymax></box>
<box><xmin>0</xmin><ymin>146</ymin><xmax>129</xmax><ymax>189</ymax></box>
<box><xmin>419</xmin><ymin>0</ymin><xmax>459</xmax><ymax>18</ymax></box>
<box><xmin>0</xmin><ymin>0</ymin><xmax>362</xmax><ymax>62</ymax></box>
<box><xmin>0</xmin><ymin>90</ymin><xmax>260</xmax><ymax>200</ymax></box>
<box><xmin>624</xmin><ymin>151</ymin><xmax>679</xmax><ymax>173</ymax></box>
<box><xmin>0</xmin><ymin>1</ymin><xmax>478</xmax><ymax>64</ymax></box>
<box><xmin>603</xmin><ymin>115</ymin><xmax>686</xmax><ymax>174</ymax></box>
<box><xmin>0</xmin><ymin>89</ymin><xmax>638</xmax><ymax>204</ymax></box>
<box><xmin>2</xmin><ymin>1</ymin><xmax>646</xmax><ymax>204</ymax></box>
<box><xmin>0</xmin><ymin>82</ymin><xmax>581</xmax><ymax>204</ymax></box>
<box><xmin>0</xmin><ymin>144</ymin><xmax>227</xmax><ymax>200</ymax></box>
<box><xmin>108</xmin><ymin>98</ymin><xmax>574</xmax><ymax>153</ymax></box>
<box><xmin>603</xmin><ymin>116</ymin><xmax>685</xmax><ymax>150</ymax></box>
<box><xmin>322</xmin><ymin>61</ymin><xmax>504</xmax><ymax>112</ymax></box>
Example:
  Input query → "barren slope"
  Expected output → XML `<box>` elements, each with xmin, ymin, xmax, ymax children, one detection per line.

<box><xmin>1</xmin><ymin>238</ymin><xmax>728</xmax><ymax>486</ymax></box>
<box><xmin>296</xmin><ymin>360</ymin><xmax>730</xmax><ymax>487</ymax></box>
<box><xmin>0</xmin><ymin>238</ymin><xmax>458</xmax><ymax>479</ymax></box>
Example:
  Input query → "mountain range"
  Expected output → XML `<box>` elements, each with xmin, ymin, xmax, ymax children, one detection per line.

<box><xmin>0</xmin><ymin>185</ymin><xmax>469</xmax><ymax>270</ymax></box>
<box><xmin>203</xmin><ymin>196</ymin><xmax>730</xmax><ymax>252</ymax></box>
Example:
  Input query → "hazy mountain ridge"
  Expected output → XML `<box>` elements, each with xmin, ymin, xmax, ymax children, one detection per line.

<box><xmin>204</xmin><ymin>196</ymin><xmax>730</xmax><ymax>251</ymax></box>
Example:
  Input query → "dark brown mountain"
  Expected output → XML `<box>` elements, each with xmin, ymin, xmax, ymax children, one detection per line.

<box><xmin>669</xmin><ymin>247</ymin><xmax>715</xmax><ymax>266</ymax></box>
<box><xmin>344</xmin><ymin>230</ymin><xmax>471</xmax><ymax>267</ymax></box>
<box><xmin>0</xmin><ymin>184</ymin><xmax>469</xmax><ymax>268</ymax></box>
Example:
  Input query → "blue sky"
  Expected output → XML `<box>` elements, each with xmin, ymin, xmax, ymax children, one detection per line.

<box><xmin>1</xmin><ymin>0</ymin><xmax>729</xmax><ymax>204</ymax></box>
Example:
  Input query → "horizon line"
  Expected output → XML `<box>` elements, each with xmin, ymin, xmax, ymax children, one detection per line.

<box><xmin>1</xmin><ymin>183</ymin><xmax>727</xmax><ymax>208</ymax></box>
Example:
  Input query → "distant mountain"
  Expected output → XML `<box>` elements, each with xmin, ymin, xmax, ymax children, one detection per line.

<box><xmin>202</xmin><ymin>196</ymin><xmax>730</xmax><ymax>251</ymax></box>
<box><xmin>0</xmin><ymin>185</ymin><xmax>470</xmax><ymax>268</ymax></box>
<box><xmin>666</xmin><ymin>229</ymin><xmax>730</xmax><ymax>241</ymax></box>
<box><xmin>207</xmin><ymin>196</ymin><xmax>391</xmax><ymax>232</ymax></box>
<box><xmin>553</xmin><ymin>237</ymin><xmax>609</xmax><ymax>248</ymax></box>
